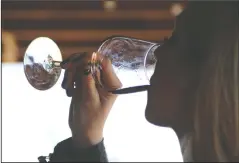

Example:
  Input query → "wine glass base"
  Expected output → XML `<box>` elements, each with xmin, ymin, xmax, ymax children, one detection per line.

<box><xmin>23</xmin><ymin>37</ymin><xmax>62</xmax><ymax>90</ymax></box>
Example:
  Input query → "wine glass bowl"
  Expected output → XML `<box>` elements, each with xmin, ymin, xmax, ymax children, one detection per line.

<box><xmin>97</xmin><ymin>36</ymin><xmax>158</xmax><ymax>89</ymax></box>
<box><xmin>23</xmin><ymin>37</ymin><xmax>62</xmax><ymax>90</ymax></box>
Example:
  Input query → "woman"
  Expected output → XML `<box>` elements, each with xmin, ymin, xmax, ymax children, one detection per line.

<box><xmin>43</xmin><ymin>1</ymin><xmax>238</xmax><ymax>162</ymax></box>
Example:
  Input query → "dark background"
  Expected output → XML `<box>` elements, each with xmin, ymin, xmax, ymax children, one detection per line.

<box><xmin>2</xmin><ymin>0</ymin><xmax>183</xmax><ymax>61</ymax></box>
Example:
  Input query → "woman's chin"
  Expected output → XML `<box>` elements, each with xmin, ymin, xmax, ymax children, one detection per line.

<box><xmin>145</xmin><ymin>104</ymin><xmax>159</xmax><ymax>125</ymax></box>
<box><xmin>145</xmin><ymin>104</ymin><xmax>171</xmax><ymax>127</ymax></box>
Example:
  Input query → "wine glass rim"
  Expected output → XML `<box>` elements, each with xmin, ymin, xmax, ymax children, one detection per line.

<box><xmin>98</xmin><ymin>35</ymin><xmax>161</xmax><ymax>55</ymax></box>
<box><xmin>99</xmin><ymin>35</ymin><xmax>160</xmax><ymax>45</ymax></box>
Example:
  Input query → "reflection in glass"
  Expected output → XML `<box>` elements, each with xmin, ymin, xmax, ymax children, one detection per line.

<box><xmin>23</xmin><ymin>37</ymin><xmax>62</xmax><ymax>90</ymax></box>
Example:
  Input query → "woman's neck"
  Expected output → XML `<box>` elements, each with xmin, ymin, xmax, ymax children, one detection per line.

<box><xmin>179</xmin><ymin>133</ymin><xmax>194</xmax><ymax>162</ymax></box>
<box><xmin>173</xmin><ymin>126</ymin><xmax>194</xmax><ymax>162</ymax></box>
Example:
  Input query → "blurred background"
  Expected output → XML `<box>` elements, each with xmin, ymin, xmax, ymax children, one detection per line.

<box><xmin>2</xmin><ymin>0</ymin><xmax>185</xmax><ymax>162</ymax></box>
<box><xmin>2</xmin><ymin>0</ymin><xmax>185</xmax><ymax>62</ymax></box>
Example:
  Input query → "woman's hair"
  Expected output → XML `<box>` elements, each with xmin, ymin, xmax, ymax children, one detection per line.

<box><xmin>182</xmin><ymin>2</ymin><xmax>238</xmax><ymax>161</ymax></box>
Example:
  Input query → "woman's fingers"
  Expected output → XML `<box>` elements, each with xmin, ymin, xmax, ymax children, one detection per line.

<box><xmin>74</xmin><ymin>55</ymin><xmax>99</xmax><ymax>102</ymax></box>
<box><xmin>61</xmin><ymin>69</ymin><xmax>68</xmax><ymax>89</ymax></box>
<box><xmin>66</xmin><ymin>69</ymin><xmax>76</xmax><ymax>97</ymax></box>
<box><xmin>80</xmin><ymin>72</ymin><xmax>99</xmax><ymax>103</ymax></box>
<box><xmin>61</xmin><ymin>52</ymin><xmax>84</xmax><ymax>89</ymax></box>
<box><xmin>61</xmin><ymin>52</ymin><xmax>89</xmax><ymax>97</ymax></box>
<box><xmin>68</xmin><ymin>98</ymin><xmax>74</xmax><ymax>129</ymax></box>
<box><xmin>61</xmin><ymin>52</ymin><xmax>88</xmax><ymax>69</ymax></box>
<box><xmin>62</xmin><ymin>52</ymin><xmax>122</xmax><ymax>99</ymax></box>
<box><xmin>61</xmin><ymin>67</ymin><xmax>76</xmax><ymax>97</ymax></box>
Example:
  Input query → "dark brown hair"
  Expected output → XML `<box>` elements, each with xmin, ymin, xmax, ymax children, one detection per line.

<box><xmin>180</xmin><ymin>2</ymin><xmax>238</xmax><ymax>161</ymax></box>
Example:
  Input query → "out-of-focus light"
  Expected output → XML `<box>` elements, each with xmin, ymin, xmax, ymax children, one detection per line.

<box><xmin>170</xmin><ymin>3</ymin><xmax>184</xmax><ymax>17</ymax></box>
<box><xmin>103</xmin><ymin>0</ymin><xmax>117</xmax><ymax>12</ymax></box>
<box><xmin>2</xmin><ymin>31</ymin><xmax>19</xmax><ymax>62</ymax></box>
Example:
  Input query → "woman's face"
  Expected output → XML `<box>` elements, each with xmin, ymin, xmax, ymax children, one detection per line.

<box><xmin>145</xmin><ymin>10</ymin><xmax>196</xmax><ymax>130</ymax></box>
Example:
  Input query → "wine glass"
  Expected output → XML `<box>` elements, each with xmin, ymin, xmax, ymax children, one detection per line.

<box><xmin>23</xmin><ymin>36</ymin><xmax>159</xmax><ymax>93</ymax></box>
<box><xmin>97</xmin><ymin>36</ymin><xmax>159</xmax><ymax>90</ymax></box>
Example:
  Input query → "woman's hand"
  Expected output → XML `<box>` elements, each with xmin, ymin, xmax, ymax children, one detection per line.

<box><xmin>61</xmin><ymin>52</ymin><xmax>122</xmax><ymax>148</ymax></box>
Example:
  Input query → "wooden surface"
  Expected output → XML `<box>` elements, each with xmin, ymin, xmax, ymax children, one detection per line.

<box><xmin>2</xmin><ymin>0</ymin><xmax>181</xmax><ymax>61</ymax></box>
